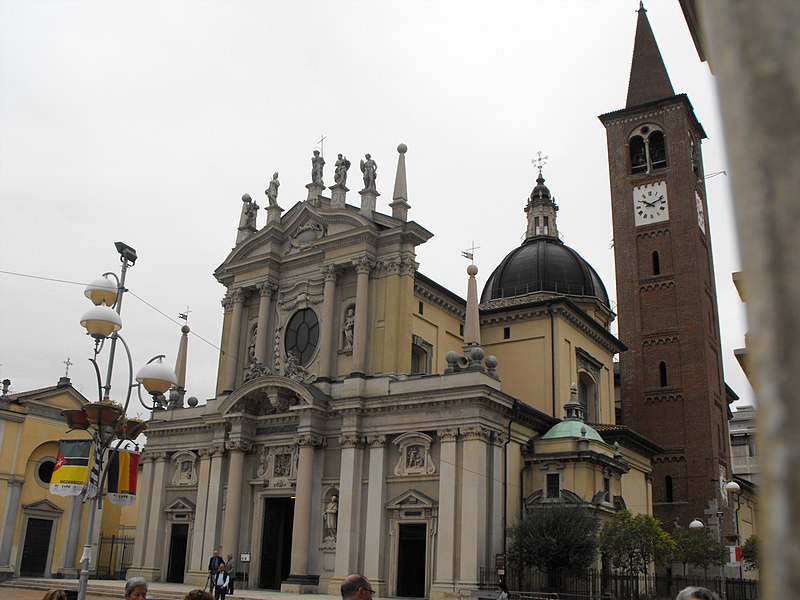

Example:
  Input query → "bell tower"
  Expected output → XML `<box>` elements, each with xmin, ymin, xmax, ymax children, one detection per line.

<box><xmin>599</xmin><ymin>5</ymin><xmax>734</xmax><ymax>534</ymax></box>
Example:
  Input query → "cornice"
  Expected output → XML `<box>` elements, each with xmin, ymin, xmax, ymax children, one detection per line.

<box><xmin>414</xmin><ymin>282</ymin><xmax>466</xmax><ymax>320</ymax></box>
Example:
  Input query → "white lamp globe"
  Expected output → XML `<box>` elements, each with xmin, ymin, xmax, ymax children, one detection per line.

<box><xmin>80</xmin><ymin>303</ymin><xmax>122</xmax><ymax>339</ymax></box>
<box><xmin>689</xmin><ymin>518</ymin><xmax>704</xmax><ymax>530</ymax></box>
<box><xmin>136</xmin><ymin>358</ymin><xmax>178</xmax><ymax>395</ymax></box>
<box><xmin>84</xmin><ymin>276</ymin><xmax>118</xmax><ymax>306</ymax></box>
<box><xmin>724</xmin><ymin>480</ymin><xmax>741</xmax><ymax>495</ymax></box>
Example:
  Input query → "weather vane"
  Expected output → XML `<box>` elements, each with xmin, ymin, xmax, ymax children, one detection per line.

<box><xmin>178</xmin><ymin>306</ymin><xmax>192</xmax><ymax>324</ymax></box>
<box><xmin>532</xmin><ymin>151</ymin><xmax>548</xmax><ymax>175</ymax></box>
<box><xmin>461</xmin><ymin>241</ymin><xmax>480</xmax><ymax>263</ymax></box>
<box><xmin>64</xmin><ymin>357</ymin><xmax>73</xmax><ymax>378</ymax></box>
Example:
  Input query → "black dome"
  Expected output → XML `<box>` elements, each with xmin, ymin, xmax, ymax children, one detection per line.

<box><xmin>481</xmin><ymin>237</ymin><xmax>610</xmax><ymax>307</ymax></box>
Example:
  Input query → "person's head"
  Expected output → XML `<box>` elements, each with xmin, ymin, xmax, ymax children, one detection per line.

<box><xmin>498</xmin><ymin>582</ymin><xmax>509</xmax><ymax>593</ymax></box>
<box><xmin>184</xmin><ymin>590</ymin><xmax>214</xmax><ymax>600</ymax></box>
<box><xmin>676</xmin><ymin>587</ymin><xmax>717</xmax><ymax>600</ymax></box>
<box><xmin>218</xmin><ymin>563</ymin><xmax>226</xmax><ymax>572</ymax></box>
<box><xmin>213</xmin><ymin>550</ymin><xmax>219</xmax><ymax>557</ymax></box>
<box><xmin>227</xmin><ymin>553</ymin><xmax>233</xmax><ymax>561</ymax></box>
<box><xmin>125</xmin><ymin>576</ymin><xmax>148</xmax><ymax>600</ymax></box>
<box><xmin>42</xmin><ymin>591</ymin><xmax>67</xmax><ymax>600</ymax></box>
<box><xmin>341</xmin><ymin>573</ymin><xmax>373</xmax><ymax>600</ymax></box>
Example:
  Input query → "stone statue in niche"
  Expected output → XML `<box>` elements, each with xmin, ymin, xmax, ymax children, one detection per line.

<box><xmin>171</xmin><ymin>452</ymin><xmax>198</xmax><ymax>486</ymax></box>
<box><xmin>265</xmin><ymin>172</ymin><xmax>280</xmax><ymax>206</ymax></box>
<box><xmin>407</xmin><ymin>445</ymin><xmax>425</xmax><ymax>468</ymax></box>
<box><xmin>248</xmin><ymin>326</ymin><xmax>257</xmax><ymax>363</ymax></box>
<box><xmin>342</xmin><ymin>307</ymin><xmax>355</xmax><ymax>349</ymax></box>
<box><xmin>323</xmin><ymin>494</ymin><xmax>338</xmax><ymax>541</ymax></box>
<box><xmin>360</xmin><ymin>154</ymin><xmax>377</xmax><ymax>192</ymax></box>
<box><xmin>311</xmin><ymin>150</ymin><xmax>325</xmax><ymax>185</ymax></box>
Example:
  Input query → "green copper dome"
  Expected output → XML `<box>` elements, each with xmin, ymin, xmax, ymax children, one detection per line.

<box><xmin>541</xmin><ymin>419</ymin><xmax>604</xmax><ymax>442</ymax></box>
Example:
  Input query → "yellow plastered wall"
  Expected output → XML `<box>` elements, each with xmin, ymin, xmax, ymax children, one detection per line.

<box><xmin>411</xmin><ymin>299</ymin><xmax>464</xmax><ymax>374</ymax></box>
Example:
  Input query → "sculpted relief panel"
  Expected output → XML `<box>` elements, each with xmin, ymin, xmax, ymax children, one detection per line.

<box><xmin>255</xmin><ymin>444</ymin><xmax>298</xmax><ymax>488</ymax></box>
<box><xmin>393</xmin><ymin>432</ymin><xmax>436</xmax><ymax>476</ymax></box>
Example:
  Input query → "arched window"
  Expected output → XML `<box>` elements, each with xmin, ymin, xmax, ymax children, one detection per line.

<box><xmin>666</xmin><ymin>475</ymin><xmax>674</xmax><ymax>502</ymax></box>
<box><xmin>652</xmin><ymin>251</ymin><xmax>661</xmax><ymax>275</ymax></box>
<box><xmin>629</xmin><ymin>126</ymin><xmax>668</xmax><ymax>174</ymax></box>
<box><xmin>578</xmin><ymin>371</ymin><xmax>598</xmax><ymax>422</ymax></box>
<box><xmin>630</xmin><ymin>135</ymin><xmax>647</xmax><ymax>174</ymax></box>
<box><xmin>659</xmin><ymin>361</ymin><xmax>668</xmax><ymax>387</ymax></box>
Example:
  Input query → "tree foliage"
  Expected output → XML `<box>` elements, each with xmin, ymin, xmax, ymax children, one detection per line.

<box><xmin>599</xmin><ymin>510</ymin><xmax>675</xmax><ymax>575</ymax></box>
<box><xmin>672</xmin><ymin>527</ymin><xmax>725</xmax><ymax>573</ymax></box>
<box><xmin>507</xmin><ymin>505</ymin><xmax>600</xmax><ymax>573</ymax></box>
<box><xmin>741</xmin><ymin>535</ymin><xmax>759</xmax><ymax>571</ymax></box>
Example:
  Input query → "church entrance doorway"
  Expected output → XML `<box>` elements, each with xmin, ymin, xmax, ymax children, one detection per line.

<box><xmin>259</xmin><ymin>497</ymin><xmax>294</xmax><ymax>589</ymax></box>
<box><xmin>166</xmin><ymin>524</ymin><xmax>188</xmax><ymax>583</ymax></box>
<box><xmin>396</xmin><ymin>523</ymin><xmax>426</xmax><ymax>597</ymax></box>
<box><xmin>20</xmin><ymin>518</ymin><xmax>53</xmax><ymax>576</ymax></box>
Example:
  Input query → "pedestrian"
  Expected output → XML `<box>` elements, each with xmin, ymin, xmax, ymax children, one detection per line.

<box><xmin>676</xmin><ymin>587</ymin><xmax>717</xmax><ymax>600</ymax></box>
<box><xmin>184</xmin><ymin>590</ymin><xmax>214</xmax><ymax>600</ymax></box>
<box><xmin>41</xmin><ymin>592</ymin><xmax>67</xmax><ymax>600</ymax></box>
<box><xmin>207</xmin><ymin>550</ymin><xmax>224</xmax><ymax>591</ymax></box>
<box><xmin>213</xmin><ymin>563</ymin><xmax>230</xmax><ymax>600</ymax></box>
<box><xmin>125</xmin><ymin>576</ymin><xmax>148</xmax><ymax>600</ymax></box>
<box><xmin>341</xmin><ymin>573</ymin><xmax>375</xmax><ymax>600</ymax></box>
<box><xmin>225</xmin><ymin>553</ymin><xmax>235</xmax><ymax>595</ymax></box>
<box><xmin>498</xmin><ymin>582</ymin><xmax>509</xmax><ymax>600</ymax></box>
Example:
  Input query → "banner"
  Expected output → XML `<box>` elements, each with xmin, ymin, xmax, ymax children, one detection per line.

<box><xmin>50</xmin><ymin>440</ymin><xmax>91</xmax><ymax>496</ymax></box>
<box><xmin>107</xmin><ymin>449</ymin><xmax>140</xmax><ymax>506</ymax></box>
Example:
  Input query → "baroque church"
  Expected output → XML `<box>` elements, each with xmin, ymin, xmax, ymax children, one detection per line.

<box><xmin>126</xmin><ymin>6</ymin><xmax>734</xmax><ymax>598</ymax></box>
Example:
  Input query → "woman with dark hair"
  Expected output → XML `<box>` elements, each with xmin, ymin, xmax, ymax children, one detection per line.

<box><xmin>41</xmin><ymin>591</ymin><xmax>67</xmax><ymax>600</ymax></box>
<box><xmin>184</xmin><ymin>590</ymin><xmax>214</xmax><ymax>600</ymax></box>
<box><xmin>498</xmin><ymin>582</ymin><xmax>509</xmax><ymax>600</ymax></box>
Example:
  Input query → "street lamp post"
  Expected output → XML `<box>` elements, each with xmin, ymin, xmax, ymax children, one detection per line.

<box><xmin>65</xmin><ymin>242</ymin><xmax>177</xmax><ymax>600</ymax></box>
<box><xmin>724</xmin><ymin>480</ymin><xmax>743</xmax><ymax>580</ymax></box>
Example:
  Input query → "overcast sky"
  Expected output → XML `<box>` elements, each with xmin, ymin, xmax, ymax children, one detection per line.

<box><xmin>0</xmin><ymin>0</ymin><xmax>751</xmax><ymax>416</ymax></box>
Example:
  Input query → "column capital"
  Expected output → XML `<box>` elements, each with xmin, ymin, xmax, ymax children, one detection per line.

<box><xmin>149</xmin><ymin>450</ymin><xmax>169</xmax><ymax>462</ymax></box>
<box><xmin>493</xmin><ymin>431</ymin><xmax>509</xmax><ymax>446</ymax></box>
<box><xmin>353</xmin><ymin>256</ymin><xmax>377</xmax><ymax>275</ymax></box>
<box><xmin>385</xmin><ymin>258</ymin><xmax>402</xmax><ymax>275</ymax></box>
<box><xmin>338</xmin><ymin>434</ymin><xmax>365</xmax><ymax>449</ymax></box>
<box><xmin>366</xmin><ymin>434</ymin><xmax>387</xmax><ymax>448</ymax></box>
<box><xmin>226</xmin><ymin>440</ymin><xmax>254</xmax><ymax>453</ymax></box>
<box><xmin>400</xmin><ymin>257</ymin><xmax>419</xmax><ymax>276</ymax></box>
<box><xmin>294</xmin><ymin>433</ymin><xmax>324</xmax><ymax>448</ymax></box>
<box><xmin>321</xmin><ymin>264</ymin><xmax>342</xmax><ymax>281</ymax></box>
<box><xmin>197</xmin><ymin>447</ymin><xmax>214</xmax><ymax>459</ymax></box>
<box><xmin>257</xmin><ymin>281</ymin><xmax>279</xmax><ymax>297</ymax></box>
<box><xmin>460</xmin><ymin>425</ymin><xmax>492</xmax><ymax>442</ymax></box>
<box><xmin>232</xmin><ymin>287</ymin><xmax>250</xmax><ymax>304</ymax></box>
<box><xmin>437</xmin><ymin>427</ymin><xmax>460</xmax><ymax>442</ymax></box>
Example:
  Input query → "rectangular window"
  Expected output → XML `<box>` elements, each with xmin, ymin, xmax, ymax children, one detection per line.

<box><xmin>418</xmin><ymin>301</ymin><xmax>424</xmax><ymax>315</ymax></box>
<box><xmin>459</xmin><ymin>324</ymin><xmax>464</xmax><ymax>337</ymax></box>
<box><xmin>544</xmin><ymin>216</ymin><xmax>550</xmax><ymax>235</ymax></box>
<box><xmin>604</xmin><ymin>477</ymin><xmax>612</xmax><ymax>503</ymax></box>
<box><xmin>535</xmin><ymin>216</ymin><xmax>540</xmax><ymax>235</ymax></box>
<box><xmin>546</xmin><ymin>473</ymin><xmax>560</xmax><ymax>499</ymax></box>
<box><xmin>503</xmin><ymin>326</ymin><xmax>511</xmax><ymax>339</ymax></box>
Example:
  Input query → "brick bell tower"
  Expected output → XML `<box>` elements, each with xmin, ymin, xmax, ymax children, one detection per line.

<box><xmin>599</xmin><ymin>5</ymin><xmax>735</xmax><ymax>536</ymax></box>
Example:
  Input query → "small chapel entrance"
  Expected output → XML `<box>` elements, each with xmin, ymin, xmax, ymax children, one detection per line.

<box><xmin>166</xmin><ymin>524</ymin><xmax>188</xmax><ymax>583</ymax></box>
<box><xmin>396</xmin><ymin>523</ymin><xmax>427</xmax><ymax>597</ymax></box>
<box><xmin>259</xmin><ymin>497</ymin><xmax>294</xmax><ymax>589</ymax></box>
<box><xmin>20</xmin><ymin>518</ymin><xmax>53</xmax><ymax>576</ymax></box>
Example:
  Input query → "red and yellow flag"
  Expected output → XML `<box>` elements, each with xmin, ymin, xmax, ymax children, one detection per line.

<box><xmin>50</xmin><ymin>440</ymin><xmax>91</xmax><ymax>496</ymax></box>
<box><xmin>107</xmin><ymin>449</ymin><xmax>140</xmax><ymax>506</ymax></box>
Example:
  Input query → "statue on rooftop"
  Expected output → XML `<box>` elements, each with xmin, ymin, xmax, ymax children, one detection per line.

<box><xmin>311</xmin><ymin>150</ymin><xmax>325</xmax><ymax>185</ymax></box>
<box><xmin>266</xmin><ymin>172</ymin><xmax>280</xmax><ymax>206</ymax></box>
<box><xmin>334</xmin><ymin>154</ymin><xmax>351</xmax><ymax>186</ymax></box>
<box><xmin>360</xmin><ymin>154</ymin><xmax>377</xmax><ymax>192</ymax></box>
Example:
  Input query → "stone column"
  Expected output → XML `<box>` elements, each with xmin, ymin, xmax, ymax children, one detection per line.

<box><xmin>202</xmin><ymin>446</ymin><xmax>226</xmax><ymax>557</ymax></box>
<box><xmin>458</xmin><ymin>426</ymin><xmax>490</xmax><ymax>587</ymax></box>
<box><xmin>255</xmin><ymin>283</ymin><xmax>276</xmax><ymax>365</ymax></box>
<box><xmin>140</xmin><ymin>451</ymin><xmax>169</xmax><ymax>579</ymax></box>
<box><xmin>129</xmin><ymin>455</ymin><xmax>156</xmax><ymax>573</ymax></box>
<box><xmin>60</xmin><ymin>495</ymin><xmax>84</xmax><ymax>574</ymax></box>
<box><xmin>333</xmin><ymin>434</ymin><xmax>365</xmax><ymax>579</ymax></box>
<box><xmin>0</xmin><ymin>479</ymin><xmax>22</xmax><ymax>569</ymax></box>
<box><xmin>318</xmin><ymin>265</ymin><xmax>340</xmax><ymax>381</ymax></box>
<box><xmin>188</xmin><ymin>447</ymin><xmax>214</xmax><ymax>580</ymax></box>
<box><xmin>223</xmin><ymin>288</ymin><xmax>248</xmax><ymax>392</ymax></box>
<box><xmin>363</xmin><ymin>435</ymin><xmax>387</xmax><ymax>590</ymax></box>
<box><xmin>221</xmin><ymin>441</ymin><xmax>252</xmax><ymax>558</ymax></box>
<box><xmin>284</xmin><ymin>433</ymin><xmax>322</xmax><ymax>591</ymax></box>
<box><xmin>432</xmin><ymin>428</ymin><xmax>458</xmax><ymax>590</ymax></box>
<box><xmin>351</xmin><ymin>257</ymin><xmax>375</xmax><ymax>376</ymax></box>
<box><xmin>491</xmin><ymin>432</ymin><xmax>507</xmax><ymax>561</ymax></box>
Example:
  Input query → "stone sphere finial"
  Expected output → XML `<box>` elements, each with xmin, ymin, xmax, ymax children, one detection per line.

<box><xmin>445</xmin><ymin>351</ymin><xmax>459</xmax><ymax>366</ymax></box>
<box><xmin>467</xmin><ymin>264</ymin><xmax>478</xmax><ymax>277</ymax></box>
<box><xmin>181</xmin><ymin>325</ymin><xmax>190</xmax><ymax>334</ymax></box>
<box><xmin>397</xmin><ymin>143</ymin><xmax>408</xmax><ymax>154</ymax></box>
<box><xmin>485</xmin><ymin>355</ymin><xmax>498</xmax><ymax>369</ymax></box>
<box><xmin>242</xmin><ymin>193</ymin><xmax>252</xmax><ymax>202</ymax></box>
<box><xmin>187</xmin><ymin>396</ymin><xmax>199</xmax><ymax>407</ymax></box>
<box><xmin>470</xmin><ymin>346</ymin><xmax>485</xmax><ymax>361</ymax></box>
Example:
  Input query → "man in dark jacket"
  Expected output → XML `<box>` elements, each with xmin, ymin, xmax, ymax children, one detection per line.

<box><xmin>207</xmin><ymin>550</ymin><xmax>224</xmax><ymax>591</ymax></box>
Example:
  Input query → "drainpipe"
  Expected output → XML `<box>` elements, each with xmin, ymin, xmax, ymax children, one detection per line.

<box><xmin>503</xmin><ymin>399</ymin><xmax>518</xmax><ymax>558</ymax></box>
<box><xmin>549</xmin><ymin>306</ymin><xmax>557</xmax><ymax>416</ymax></box>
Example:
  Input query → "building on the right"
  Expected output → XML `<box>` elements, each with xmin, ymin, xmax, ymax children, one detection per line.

<box><xmin>599</xmin><ymin>5</ymin><xmax>736</xmax><ymax>540</ymax></box>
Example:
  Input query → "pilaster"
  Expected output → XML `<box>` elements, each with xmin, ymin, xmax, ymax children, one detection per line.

<box><xmin>432</xmin><ymin>428</ymin><xmax>459</xmax><ymax>591</ymax></box>
<box><xmin>333</xmin><ymin>434</ymin><xmax>365</xmax><ymax>579</ymax></box>
<box><xmin>364</xmin><ymin>434</ymin><xmax>388</xmax><ymax>593</ymax></box>
<box><xmin>458</xmin><ymin>425</ymin><xmax>490</xmax><ymax>587</ymax></box>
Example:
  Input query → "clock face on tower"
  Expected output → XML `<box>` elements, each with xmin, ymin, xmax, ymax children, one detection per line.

<box><xmin>633</xmin><ymin>181</ymin><xmax>669</xmax><ymax>226</ymax></box>
<box><xmin>696</xmin><ymin>190</ymin><xmax>706</xmax><ymax>233</ymax></box>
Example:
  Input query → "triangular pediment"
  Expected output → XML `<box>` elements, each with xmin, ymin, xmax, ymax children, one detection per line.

<box><xmin>23</xmin><ymin>498</ymin><xmax>64</xmax><ymax>515</ymax></box>
<box><xmin>386</xmin><ymin>488</ymin><xmax>436</xmax><ymax>510</ymax></box>
<box><xmin>165</xmin><ymin>497</ymin><xmax>196</xmax><ymax>513</ymax></box>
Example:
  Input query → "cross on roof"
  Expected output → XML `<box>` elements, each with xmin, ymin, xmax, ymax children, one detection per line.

<box><xmin>64</xmin><ymin>357</ymin><xmax>73</xmax><ymax>378</ymax></box>
<box><xmin>532</xmin><ymin>151</ymin><xmax>548</xmax><ymax>175</ymax></box>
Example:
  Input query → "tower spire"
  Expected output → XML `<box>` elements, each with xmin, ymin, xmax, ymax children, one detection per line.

<box><xmin>525</xmin><ymin>152</ymin><xmax>559</xmax><ymax>241</ymax></box>
<box><xmin>390</xmin><ymin>143</ymin><xmax>410</xmax><ymax>221</ymax></box>
<box><xmin>626</xmin><ymin>2</ymin><xmax>675</xmax><ymax>108</ymax></box>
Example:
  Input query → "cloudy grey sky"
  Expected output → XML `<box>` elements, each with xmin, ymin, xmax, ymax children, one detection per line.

<box><xmin>0</xmin><ymin>0</ymin><xmax>750</xmax><ymax>414</ymax></box>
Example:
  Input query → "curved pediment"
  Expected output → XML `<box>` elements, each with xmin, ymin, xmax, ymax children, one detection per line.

<box><xmin>219</xmin><ymin>375</ymin><xmax>329</xmax><ymax>417</ymax></box>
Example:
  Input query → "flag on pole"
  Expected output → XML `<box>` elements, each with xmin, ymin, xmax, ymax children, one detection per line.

<box><xmin>83</xmin><ymin>441</ymin><xmax>102</xmax><ymax>501</ymax></box>
<box><xmin>107</xmin><ymin>449</ymin><xmax>140</xmax><ymax>506</ymax></box>
<box><xmin>50</xmin><ymin>440</ymin><xmax>91</xmax><ymax>496</ymax></box>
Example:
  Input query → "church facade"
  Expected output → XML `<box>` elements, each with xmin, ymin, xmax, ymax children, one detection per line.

<box><xmin>123</xmin><ymin>8</ymin><xmax>736</xmax><ymax>598</ymax></box>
